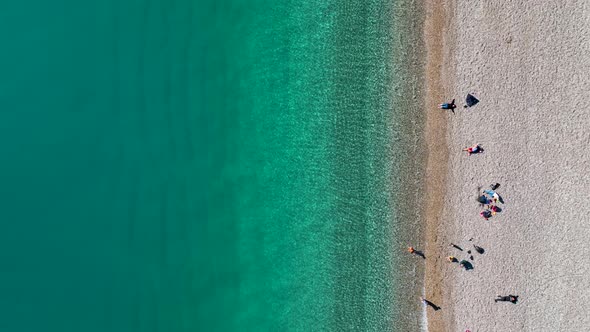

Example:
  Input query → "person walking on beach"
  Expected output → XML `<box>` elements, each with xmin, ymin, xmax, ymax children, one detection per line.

<box><xmin>420</xmin><ymin>297</ymin><xmax>441</xmax><ymax>311</ymax></box>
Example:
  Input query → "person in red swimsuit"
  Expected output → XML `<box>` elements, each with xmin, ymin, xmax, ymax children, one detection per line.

<box><xmin>463</xmin><ymin>144</ymin><xmax>482</xmax><ymax>155</ymax></box>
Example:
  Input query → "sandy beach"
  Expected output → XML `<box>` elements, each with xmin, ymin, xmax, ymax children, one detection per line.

<box><xmin>423</xmin><ymin>1</ymin><xmax>590</xmax><ymax>331</ymax></box>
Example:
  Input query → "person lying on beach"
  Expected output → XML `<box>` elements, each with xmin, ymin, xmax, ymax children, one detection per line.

<box><xmin>480</xmin><ymin>210</ymin><xmax>493</xmax><ymax>220</ymax></box>
<box><xmin>439</xmin><ymin>99</ymin><xmax>456</xmax><ymax>111</ymax></box>
<box><xmin>462</xmin><ymin>144</ymin><xmax>483</xmax><ymax>155</ymax></box>
<box><xmin>489</xmin><ymin>205</ymin><xmax>500</xmax><ymax>215</ymax></box>
<box><xmin>495</xmin><ymin>295</ymin><xmax>518</xmax><ymax>303</ymax></box>
<box><xmin>448</xmin><ymin>256</ymin><xmax>458</xmax><ymax>262</ymax></box>
<box><xmin>477</xmin><ymin>195</ymin><xmax>491</xmax><ymax>206</ymax></box>
<box><xmin>483</xmin><ymin>189</ymin><xmax>502</xmax><ymax>203</ymax></box>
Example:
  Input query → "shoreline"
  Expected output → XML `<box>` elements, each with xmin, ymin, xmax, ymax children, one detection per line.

<box><xmin>421</xmin><ymin>1</ymin><xmax>454</xmax><ymax>331</ymax></box>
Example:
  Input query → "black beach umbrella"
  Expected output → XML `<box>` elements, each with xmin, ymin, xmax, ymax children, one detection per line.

<box><xmin>465</xmin><ymin>94</ymin><xmax>479</xmax><ymax>107</ymax></box>
<box><xmin>477</xmin><ymin>195</ymin><xmax>488</xmax><ymax>204</ymax></box>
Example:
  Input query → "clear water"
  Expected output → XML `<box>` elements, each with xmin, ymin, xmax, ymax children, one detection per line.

<box><xmin>0</xmin><ymin>0</ymin><xmax>426</xmax><ymax>331</ymax></box>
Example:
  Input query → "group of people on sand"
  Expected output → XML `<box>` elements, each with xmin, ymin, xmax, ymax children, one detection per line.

<box><xmin>405</xmin><ymin>97</ymin><xmax>519</xmax><ymax>316</ymax></box>
<box><xmin>478</xmin><ymin>184</ymin><xmax>504</xmax><ymax>220</ymax></box>
<box><xmin>441</xmin><ymin>96</ymin><xmax>518</xmax><ymax>305</ymax></box>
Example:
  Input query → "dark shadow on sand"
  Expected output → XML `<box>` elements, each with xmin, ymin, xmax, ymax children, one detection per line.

<box><xmin>451</xmin><ymin>244</ymin><xmax>463</xmax><ymax>251</ymax></box>
<box><xmin>460</xmin><ymin>260</ymin><xmax>474</xmax><ymax>270</ymax></box>
<box><xmin>424</xmin><ymin>299</ymin><xmax>441</xmax><ymax>311</ymax></box>
<box><xmin>414</xmin><ymin>250</ymin><xmax>426</xmax><ymax>259</ymax></box>
<box><xmin>474</xmin><ymin>245</ymin><xmax>485</xmax><ymax>254</ymax></box>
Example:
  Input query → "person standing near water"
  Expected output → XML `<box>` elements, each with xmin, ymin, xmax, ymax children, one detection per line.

<box><xmin>407</xmin><ymin>246</ymin><xmax>426</xmax><ymax>259</ymax></box>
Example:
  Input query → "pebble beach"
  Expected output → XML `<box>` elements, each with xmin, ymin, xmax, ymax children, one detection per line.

<box><xmin>422</xmin><ymin>1</ymin><xmax>590</xmax><ymax>331</ymax></box>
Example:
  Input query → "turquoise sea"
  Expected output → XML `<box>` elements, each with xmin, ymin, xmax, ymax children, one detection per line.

<box><xmin>0</xmin><ymin>0</ymin><xmax>426</xmax><ymax>331</ymax></box>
